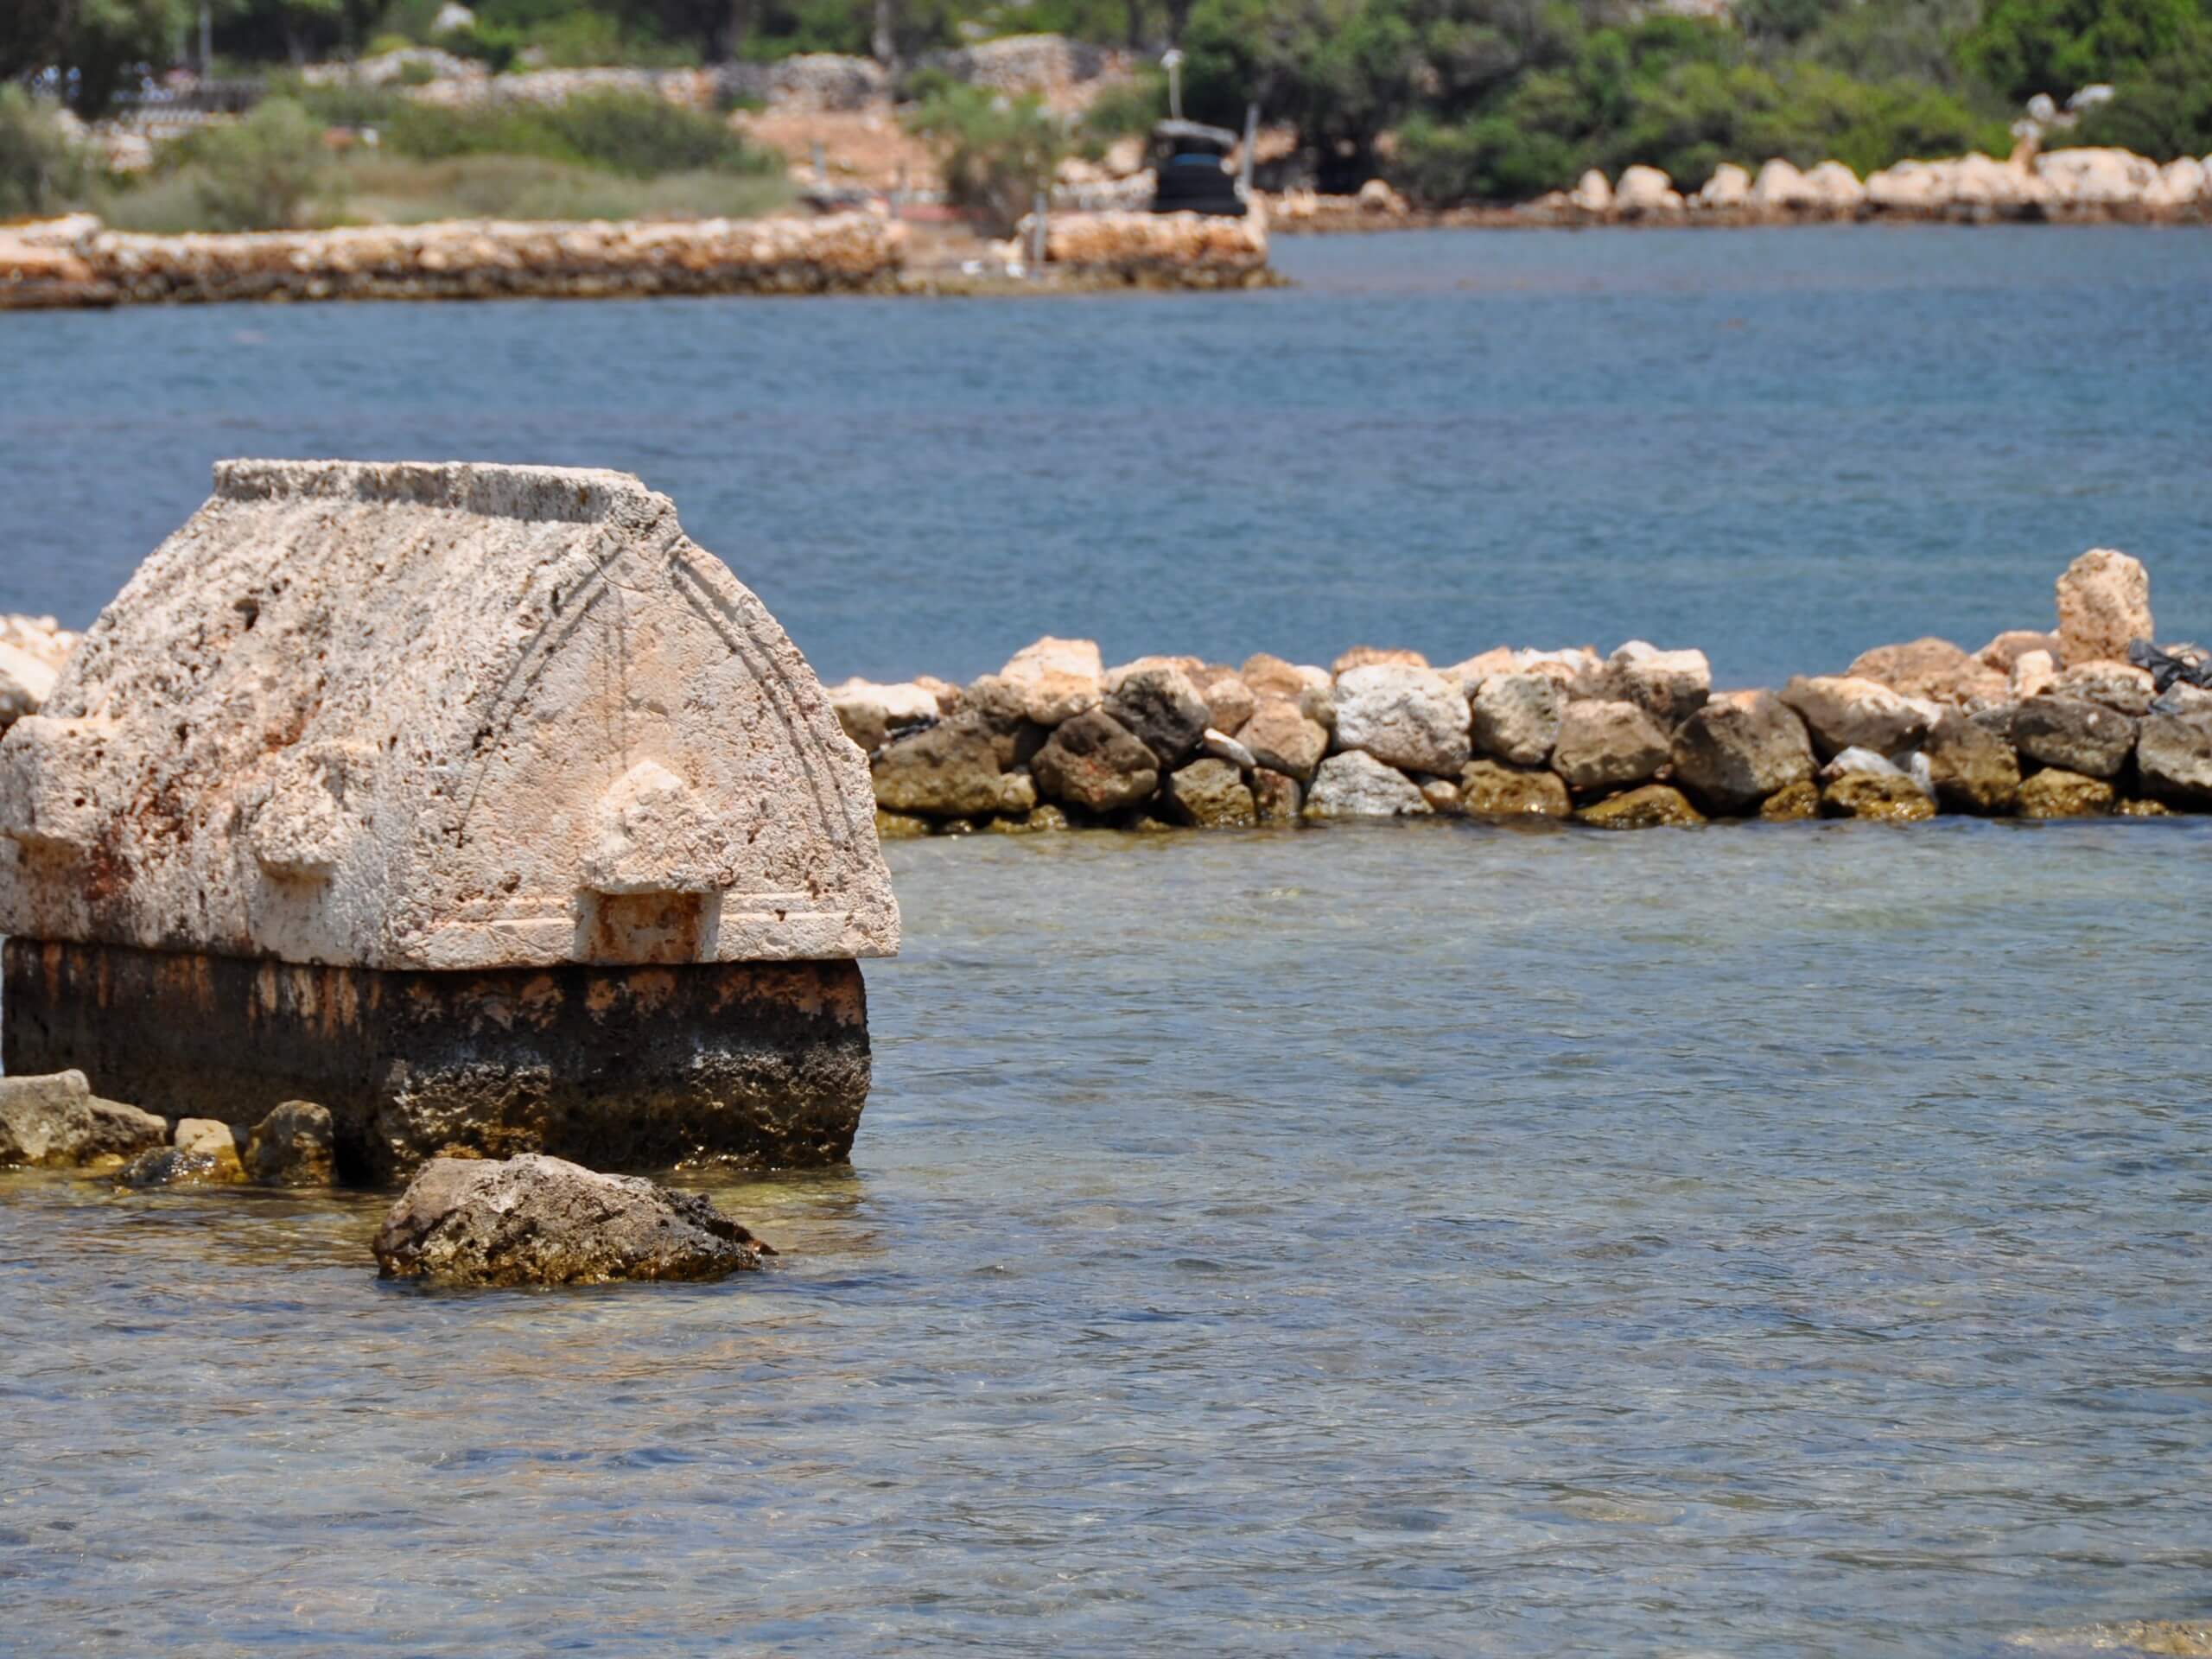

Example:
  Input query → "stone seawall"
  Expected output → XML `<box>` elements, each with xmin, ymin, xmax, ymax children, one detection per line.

<box><xmin>830</xmin><ymin>550</ymin><xmax>2212</xmax><ymax>836</ymax></box>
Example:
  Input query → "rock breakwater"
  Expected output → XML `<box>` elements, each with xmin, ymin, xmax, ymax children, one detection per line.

<box><xmin>830</xmin><ymin>550</ymin><xmax>2212</xmax><ymax>836</ymax></box>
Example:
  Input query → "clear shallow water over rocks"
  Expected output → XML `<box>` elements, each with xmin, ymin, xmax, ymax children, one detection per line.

<box><xmin>5</xmin><ymin>823</ymin><xmax>2211</xmax><ymax>1656</ymax></box>
<box><xmin>3</xmin><ymin>226</ymin><xmax>2209</xmax><ymax>689</ymax></box>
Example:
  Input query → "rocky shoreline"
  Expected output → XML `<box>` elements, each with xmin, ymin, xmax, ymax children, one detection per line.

<box><xmin>0</xmin><ymin>207</ymin><xmax>1269</xmax><ymax>310</ymax></box>
<box><xmin>827</xmin><ymin>550</ymin><xmax>2212</xmax><ymax>836</ymax></box>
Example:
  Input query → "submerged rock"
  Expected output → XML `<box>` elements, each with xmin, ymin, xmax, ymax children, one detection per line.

<box><xmin>1821</xmin><ymin>772</ymin><xmax>1936</xmax><ymax>821</ymax></box>
<box><xmin>1551</xmin><ymin>700</ymin><xmax>1670</xmax><ymax>795</ymax></box>
<box><xmin>1669</xmin><ymin>691</ymin><xmax>1815</xmax><ymax>815</ymax></box>
<box><xmin>2013</xmin><ymin>696</ymin><xmax>2138</xmax><ymax>779</ymax></box>
<box><xmin>245</xmin><ymin>1100</ymin><xmax>336</xmax><ymax>1186</ymax></box>
<box><xmin>1574</xmin><ymin>784</ymin><xmax>1704</xmax><ymax>830</ymax></box>
<box><xmin>372</xmin><ymin>1154</ymin><xmax>772</xmax><ymax>1287</ymax></box>
<box><xmin>1331</xmin><ymin>664</ymin><xmax>1471</xmax><ymax>775</ymax></box>
<box><xmin>0</xmin><ymin>1070</ymin><xmax>168</xmax><ymax>1169</ymax></box>
<box><xmin>1757</xmin><ymin>779</ymin><xmax>1821</xmax><ymax>821</ymax></box>
<box><xmin>2009</xmin><ymin>1619</ymin><xmax>2212</xmax><ymax>1656</ymax></box>
<box><xmin>1030</xmin><ymin>709</ymin><xmax>1160</xmax><ymax>811</ymax></box>
<box><xmin>1459</xmin><ymin>759</ymin><xmax>1571</xmax><ymax>821</ymax></box>
<box><xmin>2018</xmin><ymin>768</ymin><xmax>2116</xmax><ymax>819</ymax></box>
<box><xmin>2056</xmin><ymin>547</ymin><xmax>2152</xmax><ymax>668</ymax></box>
<box><xmin>1303</xmin><ymin>751</ymin><xmax>1432</xmax><ymax>819</ymax></box>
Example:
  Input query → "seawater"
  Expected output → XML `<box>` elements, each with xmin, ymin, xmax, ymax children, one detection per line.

<box><xmin>3</xmin><ymin>226</ymin><xmax>2210</xmax><ymax>686</ymax></box>
<box><xmin>3</xmin><ymin>824</ymin><xmax>2211</xmax><ymax>1655</ymax></box>
<box><xmin>3</xmin><ymin>228</ymin><xmax>2212</xmax><ymax>1655</ymax></box>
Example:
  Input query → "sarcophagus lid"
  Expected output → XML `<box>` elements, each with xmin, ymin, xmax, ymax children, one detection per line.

<box><xmin>0</xmin><ymin>460</ymin><xmax>899</xmax><ymax>969</ymax></box>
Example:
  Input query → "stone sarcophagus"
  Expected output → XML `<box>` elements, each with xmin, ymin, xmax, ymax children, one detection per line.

<box><xmin>0</xmin><ymin>459</ymin><xmax>898</xmax><ymax>1179</ymax></box>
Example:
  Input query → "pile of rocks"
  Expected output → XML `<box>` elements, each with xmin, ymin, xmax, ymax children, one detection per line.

<box><xmin>409</xmin><ymin>64</ymin><xmax>718</xmax><ymax>110</ymax></box>
<box><xmin>3</xmin><ymin>213</ymin><xmax>905</xmax><ymax>308</ymax></box>
<box><xmin>0</xmin><ymin>616</ymin><xmax>79</xmax><ymax>734</ymax></box>
<box><xmin>840</xmin><ymin>549</ymin><xmax>2212</xmax><ymax>835</ymax></box>
<box><xmin>0</xmin><ymin>1068</ymin><xmax>334</xmax><ymax>1185</ymax></box>
<box><xmin>718</xmin><ymin>54</ymin><xmax>889</xmax><ymax>112</ymax></box>
<box><xmin>1033</xmin><ymin>207</ymin><xmax>1275</xmax><ymax>288</ymax></box>
<box><xmin>918</xmin><ymin>35</ymin><xmax>1126</xmax><ymax>101</ymax></box>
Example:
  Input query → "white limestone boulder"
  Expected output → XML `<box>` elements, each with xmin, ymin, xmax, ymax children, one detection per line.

<box><xmin>1330</xmin><ymin>664</ymin><xmax>1471</xmax><ymax>775</ymax></box>
<box><xmin>2056</xmin><ymin>548</ymin><xmax>2152</xmax><ymax>666</ymax></box>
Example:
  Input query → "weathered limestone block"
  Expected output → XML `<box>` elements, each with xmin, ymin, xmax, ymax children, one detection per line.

<box><xmin>2053</xmin><ymin>660</ymin><xmax>2157</xmax><ymax>716</ymax></box>
<box><xmin>2056</xmin><ymin>548</ymin><xmax>2152</xmax><ymax>666</ymax></box>
<box><xmin>1977</xmin><ymin>629</ymin><xmax>2063</xmax><ymax>672</ymax></box>
<box><xmin>1551</xmin><ymin>700</ymin><xmax>1670</xmax><ymax>794</ymax></box>
<box><xmin>1030</xmin><ymin>709</ymin><xmax>1159</xmax><ymax>811</ymax></box>
<box><xmin>1599</xmin><ymin>641</ymin><xmax>1711</xmax><ymax>728</ymax></box>
<box><xmin>2011</xmin><ymin>650</ymin><xmax>2059</xmax><ymax>700</ymax></box>
<box><xmin>1332</xmin><ymin>645</ymin><xmax>1428</xmax><ymax>675</ymax></box>
<box><xmin>1780</xmin><ymin>675</ymin><xmax>1932</xmax><ymax>759</ymax></box>
<box><xmin>1846</xmin><ymin>637</ymin><xmax>2006</xmax><ymax>704</ymax></box>
<box><xmin>1575</xmin><ymin>785</ymin><xmax>1704</xmax><ymax>830</ymax></box>
<box><xmin>824</xmin><ymin>677</ymin><xmax>938</xmax><ymax>752</ymax></box>
<box><xmin>1669</xmin><ymin>690</ymin><xmax>1814</xmax><ymax>815</ymax></box>
<box><xmin>1923</xmin><ymin>710</ymin><xmax>2021</xmax><ymax>815</ymax></box>
<box><xmin>1103</xmin><ymin>665</ymin><xmax>1211</xmax><ymax>770</ymax></box>
<box><xmin>1459</xmin><ymin>760</ymin><xmax>1571</xmax><ymax>822</ymax></box>
<box><xmin>1161</xmin><ymin>758</ymin><xmax>1256</xmax><ymax>828</ymax></box>
<box><xmin>872</xmin><ymin>716</ymin><xmax>1024</xmax><ymax>817</ymax></box>
<box><xmin>373</xmin><ymin>1154</ymin><xmax>772</xmax><ymax>1287</ymax></box>
<box><xmin>1302</xmin><ymin>752</ymin><xmax>1432</xmax><ymax>819</ymax></box>
<box><xmin>0</xmin><ymin>461</ymin><xmax>895</xmax><ymax>1179</ymax></box>
<box><xmin>2013</xmin><ymin>696</ymin><xmax>2138</xmax><ymax>779</ymax></box>
<box><xmin>0</xmin><ymin>1069</ymin><xmax>168</xmax><ymax>1169</ymax></box>
<box><xmin>1239</xmin><ymin>698</ymin><xmax>1328</xmax><ymax>783</ymax></box>
<box><xmin>1471</xmin><ymin>673</ymin><xmax>1563</xmax><ymax>766</ymax></box>
<box><xmin>1192</xmin><ymin>669</ymin><xmax>1255</xmax><ymax>736</ymax></box>
<box><xmin>1000</xmin><ymin>635</ymin><xmax>1104</xmax><ymax>725</ymax></box>
<box><xmin>2136</xmin><ymin>711</ymin><xmax>2212</xmax><ymax>805</ymax></box>
<box><xmin>1331</xmin><ymin>664</ymin><xmax>1471</xmax><ymax>774</ymax></box>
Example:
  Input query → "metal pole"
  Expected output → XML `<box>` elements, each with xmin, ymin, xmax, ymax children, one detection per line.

<box><xmin>1163</xmin><ymin>48</ymin><xmax>1184</xmax><ymax>122</ymax></box>
<box><xmin>1239</xmin><ymin>99</ymin><xmax>1257</xmax><ymax>198</ymax></box>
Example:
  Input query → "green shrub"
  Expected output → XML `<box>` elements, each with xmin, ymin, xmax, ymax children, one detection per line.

<box><xmin>0</xmin><ymin>87</ymin><xmax>91</xmax><ymax>218</ymax></box>
<box><xmin>2048</xmin><ymin>31</ymin><xmax>2212</xmax><ymax>156</ymax></box>
<box><xmin>905</xmin><ymin>83</ymin><xmax>1070</xmax><ymax>237</ymax></box>
<box><xmin>1957</xmin><ymin>0</ymin><xmax>2207</xmax><ymax>104</ymax></box>
<box><xmin>385</xmin><ymin>92</ymin><xmax>776</xmax><ymax>177</ymax></box>
<box><xmin>183</xmin><ymin>98</ymin><xmax>329</xmax><ymax>230</ymax></box>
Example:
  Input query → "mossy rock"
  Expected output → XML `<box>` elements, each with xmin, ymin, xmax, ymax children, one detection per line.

<box><xmin>2018</xmin><ymin>768</ymin><xmax>2115</xmax><ymax>819</ymax></box>
<box><xmin>1757</xmin><ymin>779</ymin><xmax>1821</xmax><ymax>822</ymax></box>
<box><xmin>1575</xmin><ymin>784</ymin><xmax>1705</xmax><ymax>830</ymax></box>
<box><xmin>1821</xmin><ymin>772</ymin><xmax>1936</xmax><ymax>823</ymax></box>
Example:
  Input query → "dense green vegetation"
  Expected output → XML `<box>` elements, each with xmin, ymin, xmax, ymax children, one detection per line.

<box><xmin>4</xmin><ymin>0</ymin><xmax>2208</xmax><ymax>212</ymax></box>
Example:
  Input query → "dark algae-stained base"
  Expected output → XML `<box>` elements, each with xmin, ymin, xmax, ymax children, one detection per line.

<box><xmin>2</xmin><ymin>939</ymin><xmax>871</xmax><ymax>1181</ymax></box>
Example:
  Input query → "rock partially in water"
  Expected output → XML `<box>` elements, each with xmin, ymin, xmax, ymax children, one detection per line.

<box><xmin>874</xmin><ymin>807</ymin><xmax>933</xmax><ymax>840</ymax></box>
<box><xmin>118</xmin><ymin>1146</ymin><xmax>242</xmax><ymax>1187</ymax></box>
<box><xmin>2018</xmin><ymin>768</ymin><xmax>2117</xmax><ymax>819</ymax></box>
<box><xmin>2056</xmin><ymin>547</ymin><xmax>2152</xmax><ymax>668</ymax></box>
<box><xmin>1923</xmin><ymin>709</ymin><xmax>2022</xmax><ymax>815</ymax></box>
<box><xmin>2010</xmin><ymin>1619</ymin><xmax>2212</xmax><ymax>1656</ymax></box>
<box><xmin>1303</xmin><ymin>752</ymin><xmax>1432</xmax><ymax>819</ymax></box>
<box><xmin>1669</xmin><ymin>690</ymin><xmax>1815</xmax><ymax>815</ymax></box>
<box><xmin>871</xmin><ymin>716</ymin><xmax>1022</xmax><ymax>818</ymax></box>
<box><xmin>1250</xmin><ymin>768</ymin><xmax>1302</xmax><ymax>824</ymax></box>
<box><xmin>1031</xmin><ymin>708</ymin><xmax>1160</xmax><ymax>812</ymax></box>
<box><xmin>1819</xmin><ymin>746</ymin><xmax>1904</xmax><ymax>781</ymax></box>
<box><xmin>2014</xmin><ymin>696</ymin><xmax>2139</xmax><ymax>779</ymax></box>
<box><xmin>1821</xmin><ymin>772</ymin><xmax>1936</xmax><ymax>821</ymax></box>
<box><xmin>1575</xmin><ymin>784</ymin><xmax>1704</xmax><ymax>830</ymax></box>
<box><xmin>1758</xmin><ymin>779</ymin><xmax>1821</xmax><ymax>821</ymax></box>
<box><xmin>372</xmin><ymin>1154</ymin><xmax>772</xmax><ymax>1287</ymax></box>
<box><xmin>0</xmin><ymin>1069</ymin><xmax>168</xmax><ymax>1169</ymax></box>
<box><xmin>1552</xmin><ymin>700</ymin><xmax>1670</xmax><ymax>795</ymax></box>
<box><xmin>245</xmin><ymin>1101</ymin><xmax>336</xmax><ymax>1186</ymax></box>
<box><xmin>983</xmin><ymin>803</ymin><xmax>1071</xmax><ymax>834</ymax></box>
<box><xmin>1459</xmin><ymin>759</ymin><xmax>1570</xmax><ymax>821</ymax></box>
<box><xmin>1161</xmin><ymin>758</ymin><xmax>1255</xmax><ymax>828</ymax></box>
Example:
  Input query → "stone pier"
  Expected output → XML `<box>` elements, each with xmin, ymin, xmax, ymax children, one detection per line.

<box><xmin>0</xmin><ymin>459</ymin><xmax>897</xmax><ymax>1181</ymax></box>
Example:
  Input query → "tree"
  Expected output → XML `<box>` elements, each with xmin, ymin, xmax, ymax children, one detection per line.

<box><xmin>187</xmin><ymin>93</ymin><xmax>327</xmax><ymax>226</ymax></box>
<box><xmin>905</xmin><ymin>82</ymin><xmax>1069</xmax><ymax>235</ymax></box>
<box><xmin>1957</xmin><ymin>0</ymin><xmax>2209</xmax><ymax>103</ymax></box>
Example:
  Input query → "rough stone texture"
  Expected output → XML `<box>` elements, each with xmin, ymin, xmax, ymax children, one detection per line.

<box><xmin>1757</xmin><ymin>779</ymin><xmax>1821</xmax><ymax>821</ymax></box>
<box><xmin>871</xmin><ymin>716</ymin><xmax>1026</xmax><ymax>818</ymax></box>
<box><xmin>2135</xmin><ymin>711</ymin><xmax>2212</xmax><ymax>804</ymax></box>
<box><xmin>119</xmin><ymin>1146</ymin><xmax>242</xmax><ymax>1187</ymax></box>
<box><xmin>0</xmin><ymin>461</ymin><xmax>896</xmax><ymax>969</ymax></box>
<box><xmin>1331</xmin><ymin>664</ymin><xmax>1471</xmax><ymax>774</ymax></box>
<box><xmin>1103</xmin><ymin>653</ymin><xmax>1206</xmax><ymax>693</ymax></box>
<box><xmin>955</xmin><ymin>674</ymin><xmax>1052</xmax><ymax>769</ymax></box>
<box><xmin>1238</xmin><ymin>653</ymin><xmax>1310</xmax><ymax>702</ymax></box>
<box><xmin>1923</xmin><ymin>711</ymin><xmax>2021</xmax><ymax>815</ymax></box>
<box><xmin>1845</xmin><ymin>637</ymin><xmax>2006</xmax><ymax>704</ymax></box>
<box><xmin>1821</xmin><ymin>773</ymin><xmax>1936</xmax><ymax>822</ymax></box>
<box><xmin>2118</xmin><ymin>797</ymin><xmax>2175</xmax><ymax>817</ymax></box>
<box><xmin>245</xmin><ymin>1101</ymin><xmax>337</xmax><ymax>1186</ymax></box>
<box><xmin>0</xmin><ymin>639</ymin><xmax>62</xmax><ymax>735</ymax></box>
<box><xmin>1977</xmin><ymin>629</ymin><xmax>2063</xmax><ymax>672</ymax></box>
<box><xmin>2013</xmin><ymin>696</ymin><xmax>2139</xmax><ymax>779</ymax></box>
<box><xmin>1439</xmin><ymin>646</ymin><xmax>1516</xmax><ymax>695</ymax></box>
<box><xmin>2056</xmin><ymin>548</ymin><xmax>2152</xmax><ymax>668</ymax></box>
<box><xmin>1668</xmin><ymin>691</ymin><xmax>1815</xmax><ymax>815</ymax></box>
<box><xmin>1302</xmin><ymin>752</ymin><xmax>1433</xmax><ymax>819</ymax></box>
<box><xmin>1238</xmin><ymin>698</ymin><xmax>1330</xmax><ymax>784</ymax></box>
<box><xmin>2052</xmin><ymin>660</ymin><xmax>2156</xmax><ymax>716</ymax></box>
<box><xmin>1780</xmin><ymin>675</ymin><xmax>1933</xmax><ymax>759</ymax></box>
<box><xmin>1250</xmin><ymin>769</ymin><xmax>1302</xmax><ymax>824</ymax></box>
<box><xmin>1040</xmin><ymin>210</ymin><xmax>1272</xmax><ymax>288</ymax></box>
<box><xmin>1818</xmin><ymin>747</ymin><xmax>1904</xmax><ymax>781</ymax></box>
<box><xmin>1202</xmin><ymin>728</ymin><xmax>1257</xmax><ymax>772</ymax></box>
<box><xmin>2011</xmin><ymin>650</ymin><xmax>2059</xmax><ymax>701</ymax></box>
<box><xmin>373</xmin><ymin>1154</ymin><xmax>771</xmax><ymax>1287</ymax></box>
<box><xmin>0</xmin><ymin>1068</ymin><xmax>168</xmax><ymax>1168</ymax></box>
<box><xmin>999</xmin><ymin>636</ymin><xmax>1104</xmax><ymax>725</ymax></box>
<box><xmin>1470</xmin><ymin>674</ymin><xmax>1563</xmax><ymax>766</ymax></box>
<box><xmin>1459</xmin><ymin>760</ymin><xmax>1571</xmax><ymax>821</ymax></box>
<box><xmin>1160</xmin><ymin>759</ymin><xmax>1256</xmax><ymax>828</ymax></box>
<box><xmin>1192</xmin><ymin>670</ymin><xmax>1255</xmax><ymax>736</ymax></box>
<box><xmin>874</xmin><ymin>808</ymin><xmax>931</xmax><ymax>840</ymax></box>
<box><xmin>1030</xmin><ymin>709</ymin><xmax>1159</xmax><ymax>811</ymax></box>
<box><xmin>4</xmin><ymin>939</ymin><xmax>872</xmax><ymax>1181</ymax></box>
<box><xmin>1103</xmin><ymin>666</ymin><xmax>1211</xmax><ymax>770</ymax></box>
<box><xmin>1550</xmin><ymin>700</ymin><xmax>1671</xmax><ymax>794</ymax></box>
<box><xmin>823</xmin><ymin>678</ymin><xmax>939</xmax><ymax>752</ymax></box>
<box><xmin>2018</xmin><ymin>768</ymin><xmax>2115</xmax><ymax>819</ymax></box>
<box><xmin>1575</xmin><ymin>785</ymin><xmax>1705</xmax><ymax>830</ymax></box>
<box><xmin>1417</xmin><ymin>776</ymin><xmax>1462</xmax><ymax>813</ymax></box>
<box><xmin>1331</xmin><ymin>645</ymin><xmax>1428</xmax><ymax>675</ymax></box>
<box><xmin>1599</xmin><ymin>641</ymin><xmax>1711</xmax><ymax>728</ymax></box>
<box><xmin>983</xmin><ymin>803</ymin><xmax>1071</xmax><ymax>835</ymax></box>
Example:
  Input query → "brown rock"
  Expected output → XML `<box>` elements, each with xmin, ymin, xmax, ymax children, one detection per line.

<box><xmin>2052</xmin><ymin>659</ymin><xmax>2156</xmax><ymax>715</ymax></box>
<box><xmin>2055</xmin><ymin>548</ymin><xmax>2152</xmax><ymax>666</ymax></box>
<box><xmin>1847</xmin><ymin>637</ymin><xmax>2005</xmax><ymax>703</ymax></box>
<box><xmin>1000</xmin><ymin>635</ymin><xmax>1104</xmax><ymax>725</ymax></box>
<box><xmin>2018</xmin><ymin>768</ymin><xmax>2115</xmax><ymax>818</ymax></box>
<box><xmin>2013</xmin><ymin>696</ymin><xmax>2138</xmax><ymax>779</ymax></box>
<box><xmin>872</xmin><ymin>715</ymin><xmax>1025</xmax><ymax>817</ymax></box>
<box><xmin>983</xmin><ymin>804</ymin><xmax>1072</xmax><ymax>834</ymax></box>
<box><xmin>1923</xmin><ymin>710</ymin><xmax>2021</xmax><ymax>815</ymax></box>
<box><xmin>1976</xmin><ymin>629</ymin><xmax>2063</xmax><ymax>672</ymax></box>
<box><xmin>1757</xmin><ymin>779</ymin><xmax>1821</xmax><ymax>821</ymax></box>
<box><xmin>2117</xmin><ymin>797</ymin><xmax>2173</xmax><ymax>817</ymax></box>
<box><xmin>1161</xmin><ymin>758</ymin><xmax>1256</xmax><ymax>828</ymax></box>
<box><xmin>1331</xmin><ymin>645</ymin><xmax>1428</xmax><ymax>675</ymax></box>
<box><xmin>1669</xmin><ymin>690</ymin><xmax>1815</xmax><ymax>814</ymax></box>
<box><xmin>1030</xmin><ymin>709</ymin><xmax>1160</xmax><ymax>811</ymax></box>
<box><xmin>244</xmin><ymin>1100</ymin><xmax>336</xmax><ymax>1186</ymax></box>
<box><xmin>1574</xmin><ymin>784</ymin><xmax>1704</xmax><ymax>830</ymax></box>
<box><xmin>1250</xmin><ymin>768</ymin><xmax>1302</xmax><ymax>823</ymax></box>
<box><xmin>874</xmin><ymin>808</ymin><xmax>931</xmax><ymax>840</ymax></box>
<box><xmin>1459</xmin><ymin>760</ymin><xmax>1571</xmax><ymax>821</ymax></box>
<box><xmin>1239</xmin><ymin>697</ymin><xmax>1330</xmax><ymax>783</ymax></box>
<box><xmin>1238</xmin><ymin>652</ymin><xmax>1310</xmax><ymax>702</ymax></box>
<box><xmin>1821</xmin><ymin>773</ymin><xmax>1936</xmax><ymax>822</ymax></box>
<box><xmin>1103</xmin><ymin>665</ymin><xmax>1211</xmax><ymax>769</ymax></box>
<box><xmin>1</xmin><ymin>1070</ymin><xmax>168</xmax><ymax>1169</ymax></box>
<box><xmin>1192</xmin><ymin>669</ymin><xmax>1255</xmax><ymax>736</ymax></box>
<box><xmin>1551</xmin><ymin>700</ymin><xmax>1671</xmax><ymax>794</ymax></box>
<box><xmin>1780</xmin><ymin>675</ymin><xmax>1934</xmax><ymax>759</ymax></box>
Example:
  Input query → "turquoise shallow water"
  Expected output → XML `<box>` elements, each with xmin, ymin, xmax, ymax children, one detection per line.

<box><xmin>4</xmin><ymin>823</ymin><xmax>2212</xmax><ymax>1656</ymax></box>
<box><xmin>3</xmin><ymin>225</ymin><xmax>2209</xmax><ymax>686</ymax></box>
